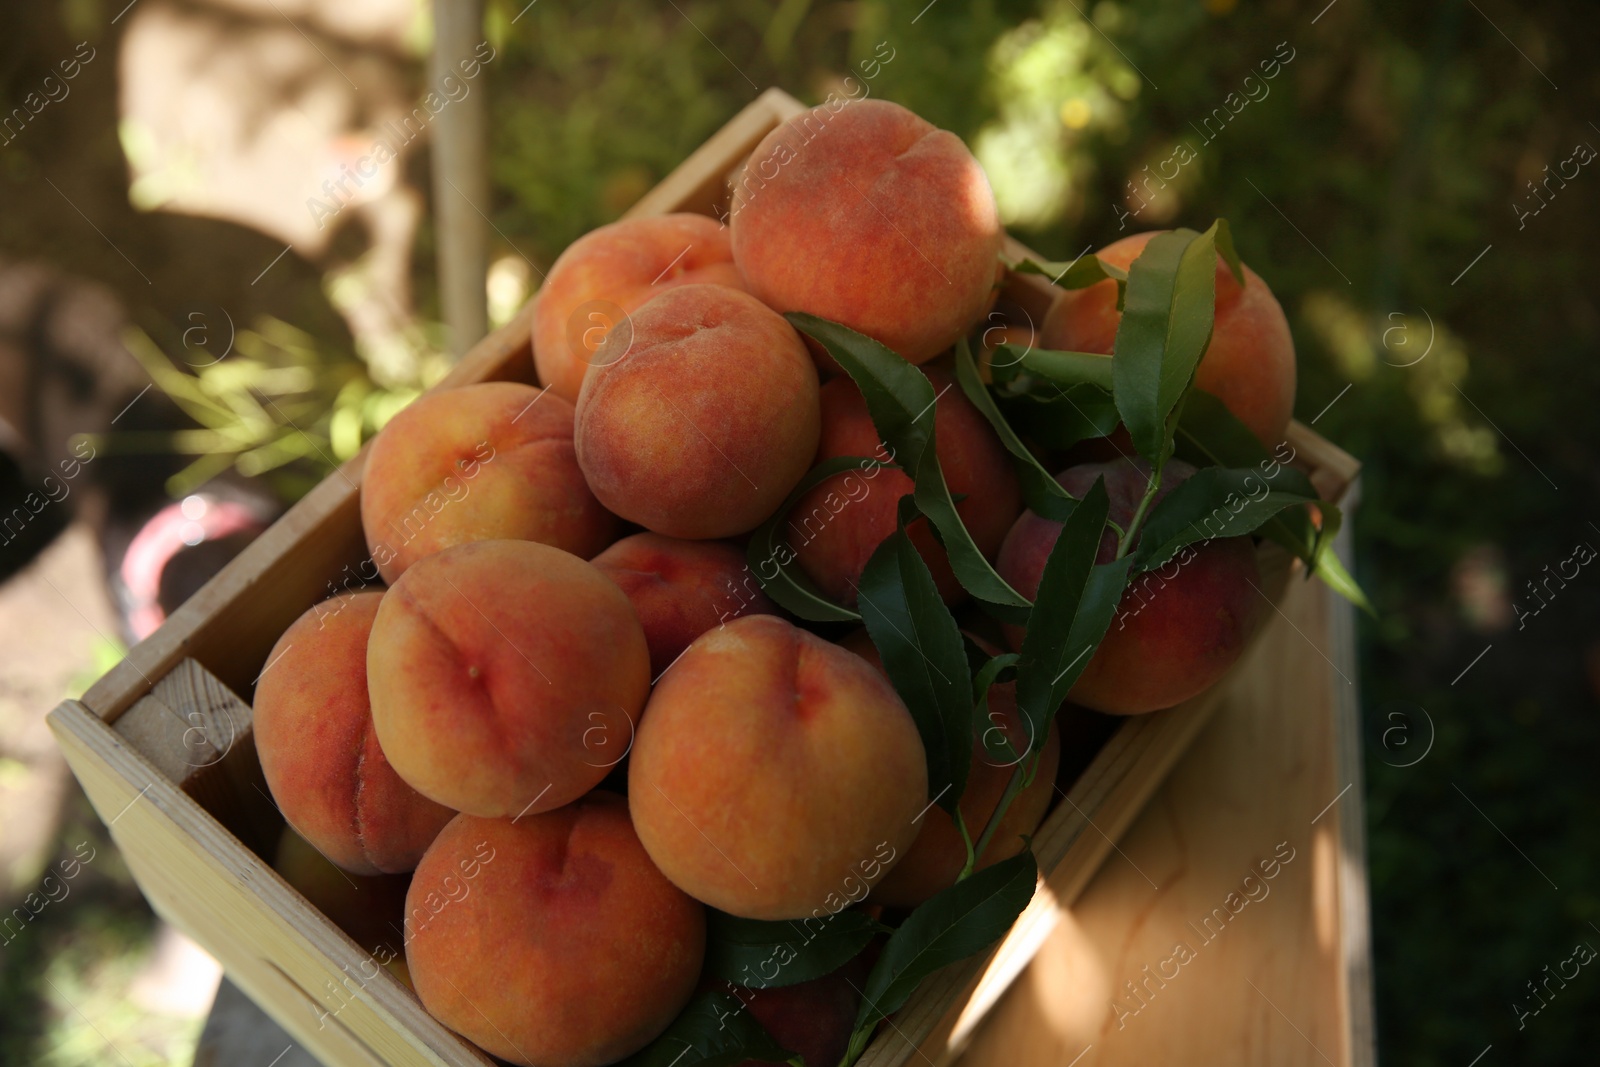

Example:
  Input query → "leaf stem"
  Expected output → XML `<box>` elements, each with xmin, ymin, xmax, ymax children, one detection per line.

<box><xmin>1115</xmin><ymin>464</ymin><xmax>1163</xmax><ymax>559</ymax></box>
<box><xmin>962</xmin><ymin>753</ymin><xmax>1034</xmax><ymax>880</ymax></box>
<box><xmin>1115</xmin><ymin>393</ymin><xmax>1190</xmax><ymax>559</ymax></box>
<box><xmin>956</xmin><ymin>808</ymin><xmax>976</xmax><ymax>879</ymax></box>
<box><xmin>839</xmin><ymin>1022</ymin><xmax>875</xmax><ymax>1067</ymax></box>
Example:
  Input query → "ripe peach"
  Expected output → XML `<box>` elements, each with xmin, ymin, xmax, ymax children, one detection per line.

<box><xmin>730</xmin><ymin>99</ymin><xmax>1003</xmax><ymax>364</ymax></box>
<box><xmin>590</xmin><ymin>532</ymin><xmax>777</xmax><ymax>678</ymax></box>
<box><xmin>272</xmin><ymin>827</ymin><xmax>409</xmax><ymax>954</ymax></box>
<box><xmin>789</xmin><ymin>367</ymin><xmax>1021</xmax><ymax>606</ymax></box>
<box><xmin>629</xmin><ymin>614</ymin><xmax>926</xmax><ymax>920</ymax></box>
<box><xmin>367</xmin><ymin>540</ymin><xmax>650</xmax><ymax>818</ymax></box>
<box><xmin>406</xmin><ymin>795</ymin><xmax>704</xmax><ymax>1067</ymax></box>
<box><xmin>996</xmin><ymin>459</ymin><xmax>1263</xmax><ymax>714</ymax></box>
<box><xmin>360</xmin><ymin>381</ymin><xmax>616</xmax><ymax>583</ymax></box>
<box><xmin>728</xmin><ymin>943</ymin><xmax>879</xmax><ymax>1067</ymax></box>
<box><xmin>255</xmin><ymin>591</ymin><xmax>453</xmax><ymax>875</ymax></box>
<box><xmin>837</xmin><ymin>632</ymin><xmax>1059</xmax><ymax>908</ymax></box>
<box><xmin>575</xmin><ymin>283</ymin><xmax>820</xmax><ymax>539</ymax></box>
<box><xmin>532</xmin><ymin>213</ymin><xmax>746</xmax><ymax>401</ymax></box>
<box><xmin>1039</xmin><ymin>230</ymin><xmax>1296</xmax><ymax>447</ymax></box>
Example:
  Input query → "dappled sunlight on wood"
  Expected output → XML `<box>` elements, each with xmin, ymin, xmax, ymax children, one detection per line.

<box><xmin>961</xmin><ymin>575</ymin><xmax>1361</xmax><ymax>1066</ymax></box>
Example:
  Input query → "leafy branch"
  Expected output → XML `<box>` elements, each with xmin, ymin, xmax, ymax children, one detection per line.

<box><xmin>708</xmin><ymin>216</ymin><xmax>1368</xmax><ymax>1067</ymax></box>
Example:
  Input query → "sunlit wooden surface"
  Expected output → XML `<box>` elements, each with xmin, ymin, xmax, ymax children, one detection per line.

<box><xmin>961</xmin><ymin>546</ymin><xmax>1375</xmax><ymax>1067</ymax></box>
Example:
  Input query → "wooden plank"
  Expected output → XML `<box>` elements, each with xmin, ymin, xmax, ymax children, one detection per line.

<box><xmin>854</xmin><ymin>547</ymin><xmax>1299</xmax><ymax>1067</ymax></box>
<box><xmin>1326</xmin><ymin>482</ymin><xmax>1377</xmax><ymax>1067</ymax></box>
<box><xmin>953</xmin><ymin>549</ymin><xmax>1362</xmax><ymax>1066</ymax></box>
<box><xmin>112</xmin><ymin>659</ymin><xmax>279</xmax><ymax>856</ymax></box>
<box><xmin>48</xmin><ymin>696</ymin><xmax>493</xmax><ymax>1067</ymax></box>
<box><xmin>112</xmin><ymin>658</ymin><xmax>252</xmax><ymax>786</ymax></box>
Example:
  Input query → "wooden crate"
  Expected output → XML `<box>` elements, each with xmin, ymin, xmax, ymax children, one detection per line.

<box><xmin>46</xmin><ymin>88</ymin><xmax>1359</xmax><ymax>1067</ymax></box>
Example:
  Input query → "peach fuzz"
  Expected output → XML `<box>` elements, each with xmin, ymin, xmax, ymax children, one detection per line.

<box><xmin>1039</xmin><ymin>230</ymin><xmax>1296</xmax><ymax>447</ymax></box>
<box><xmin>405</xmin><ymin>795</ymin><xmax>705</xmax><ymax>1067</ymax></box>
<box><xmin>837</xmin><ymin>632</ymin><xmax>1060</xmax><ymax>908</ymax></box>
<box><xmin>729</xmin><ymin>98</ymin><xmax>1003</xmax><ymax>365</ymax></box>
<box><xmin>790</xmin><ymin>367</ymin><xmax>1021</xmax><ymax>606</ymax></box>
<box><xmin>255</xmin><ymin>591</ymin><xmax>453</xmax><ymax>875</ymax></box>
<box><xmin>575</xmin><ymin>283</ymin><xmax>820</xmax><ymax>539</ymax></box>
<box><xmin>532</xmin><ymin>213</ymin><xmax>746</xmax><ymax>401</ymax></box>
<box><xmin>629</xmin><ymin>614</ymin><xmax>926</xmax><ymax>920</ymax></box>
<box><xmin>590</xmin><ymin>532</ymin><xmax>777</xmax><ymax>678</ymax></box>
<box><xmin>997</xmin><ymin>459</ymin><xmax>1263</xmax><ymax>715</ymax></box>
<box><xmin>360</xmin><ymin>381</ymin><xmax>616</xmax><ymax>584</ymax></box>
<box><xmin>367</xmin><ymin>539</ymin><xmax>650</xmax><ymax>818</ymax></box>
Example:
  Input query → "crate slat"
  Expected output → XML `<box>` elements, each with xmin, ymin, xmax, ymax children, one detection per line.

<box><xmin>112</xmin><ymin>659</ymin><xmax>279</xmax><ymax>855</ymax></box>
<box><xmin>51</xmin><ymin>693</ymin><xmax>494</xmax><ymax>1066</ymax></box>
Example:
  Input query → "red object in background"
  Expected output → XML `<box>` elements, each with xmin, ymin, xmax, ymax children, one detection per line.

<box><xmin>119</xmin><ymin>493</ymin><xmax>269</xmax><ymax>640</ymax></box>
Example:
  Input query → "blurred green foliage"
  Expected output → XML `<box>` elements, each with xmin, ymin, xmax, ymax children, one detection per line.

<box><xmin>111</xmin><ymin>318</ymin><xmax>447</xmax><ymax>500</ymax></box>
<box><xmin>476</xmin><ymin>2</ymin><xmax>1598</xmax><ymax>1063</ymax></box>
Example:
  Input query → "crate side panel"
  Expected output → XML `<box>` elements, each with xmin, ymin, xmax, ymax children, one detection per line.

<box><xmin>48</xmin><ymin>700</ymin><xmax>492</xmax><ymax>1067</ymax></box>
<box><xmin>855</xmin><ymin>543</ymin><xmax>1306</xmax><ymax>1067</ymax></box>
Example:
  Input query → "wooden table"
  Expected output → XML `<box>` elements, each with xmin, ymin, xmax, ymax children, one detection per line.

<box><xmin>957</xmin><ymin>529</ymin><xmax>1376</xmax><ymax>1067</ymax></box>
<box><xmin>195</xmin><ymin>536</ymin><xmax>1375</xmax><ymax>1067</ymax></box>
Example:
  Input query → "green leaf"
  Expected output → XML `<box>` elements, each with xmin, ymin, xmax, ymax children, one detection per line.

<box><xmin>1130</xmin><ymin>466</ymin><xmax>1321</xmax><ymax>573</ymax></box>
<box><xmin>1286</xmin><ymin>500</ymin><xmax>1374</xmax><ymax>615</ymax></box>
<box><xmin>972</xmin><ymin>652</ymin><xmax>1019</xmax><ymax>701</ymax></box>
<box><xmin>1311</xmin><ymin>540</ymin><xmax>1375</xmax><ymax>616</ymax></box>
<box><xmin>1040</xmin><ymin>557</ymin><xmax>1133</xmax><ymax>701</ymax></box>
<box><xmin>617</xmin><ymin>990</ymin><xmax>800</xmax><ymax>1067</ymax></box>
<box><xmin>1112</xmin><ymin>225</ymin><xmax>1221</xmax><ymax>463</ymax></box>
<box><xmin>961</xmin><ymin>633</ymin><xmax>994</xmax><ymax>678</ymax></box>
<box><xmin>1012</xmin><ymin>254</ymin><xmax>1127</xmax><ymax>291</ymax></box>
<box><xmin>998</xmin><ymin>387</ymin><xmax>1121</xmax><ymax>450</ymax></box>
<box><xmin>972</xmin><ymin>653</ymin><xmax>1023</xmax><ymax>766</ymax></box>
<box><xmin>850</xmin><ymin>851</ymin><xmax>1038</xmax><ymax>1039</ymax></box>
<box><xmin>910</xmin><ymin>448</ymin><xmax>1032</xmax><ymax>613</ymax></box>
<box><xmin>704</xmin><ymin>910</ymin><xmax>878</xmax><ymax>991</ymax></box>
<box><xmin>1174</xmin><ymin>387</ymin><xmax>1275</xmax><ymax>466</ymax></box>
<box><xmin>858</xmin><ymin>528</ymin><xmax>973</xmax><ymax>815</ymax></box>
<box><xmin>747</xmin><ymin>456</ymin><xmax>884</xmax><ymax>623</ymax></box>
<box><xmin>790</xmin><ymin>314</ymin><xmax>1032</xmax><ymax>612</ymax></box>
<box><xmin>784</xmin><ymin>314</ymin><xmax>935</xmax><ymax>471</ymax></box>
<box><xmin>1175</xmin><ymin>389</ymin><xmax>1374</xmax><ymax>614</ymax></box>
<box><xmin>1212</xmin><ymin>217</ymin><xmax>1245</xmax><ymax>287</ymax></box>
<box><xmin>954</xmin><ymin>342</ymin><xmax>1077</xmax><ymax>523</ymax></box>
<box><xmin>1013</xmin><ymin>480</ymin><xmax>1124</xmax><ymax>749</ymax></box>
<box><xmin>1255</xmin><ymin>504</ymin><xmax>1372</xmax><ymax>615</ymax></box>
<box><xmin>1175</xmin><ymin>387</ymin><xmax>1318</xmax><ymax>560</ymax></box>
<box><xmin>1014</xmin><ymin>347</ymin><xmax>1115</xmax><ymax>391</ymax></box>
<box><xmin>1261</xmin><ymin>507</ymin><xmax>1372</xmax><ymax>615</ymax></box>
